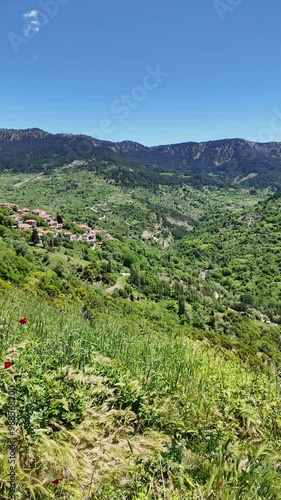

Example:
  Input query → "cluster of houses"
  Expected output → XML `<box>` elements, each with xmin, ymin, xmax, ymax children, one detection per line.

<box><xmin>0</xmin><ymin>202</ymin><xmax>115</xmax><ymax>246</ymax></box>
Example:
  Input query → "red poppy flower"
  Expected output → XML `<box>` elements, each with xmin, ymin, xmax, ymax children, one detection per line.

<box><xmin>4</xmin><ymin>362</ymin><xmax>12</xmax><ymax>369</ymax></box>
<box><xmin>19</xmin><ymin>318</ymin><xmax>28</xmax><ymax>325</ymax></box>
<box><xmin>52</xmin><ymin>477</ymin><xmax>64</xmax><ymax>485</ymax></box>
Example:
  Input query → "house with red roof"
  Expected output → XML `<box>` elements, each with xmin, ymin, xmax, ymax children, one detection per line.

<box><xmin>32</xmin><ymin>209</ymin><xmax>46</xmax><ymax>217</ymax></box>
<box><xmin>25</xmin><ymin>219</ymin><xmax>37</xmax><ymax>227</ymax></box>
<box><xmin>64</xmin><ymin>232</ymin><xmax>77</xmax><ymax>241</ymax></box>
<box><xmin>19</xmin><ymin>223</ymin><xmax>32</xmax><ymax>231</ymax></box>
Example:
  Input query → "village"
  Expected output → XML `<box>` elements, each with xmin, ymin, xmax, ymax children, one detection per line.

<box><xmin>0</xmin><ymin>201</ymin><xmax>115</xmax><ymax>246</ymax></box>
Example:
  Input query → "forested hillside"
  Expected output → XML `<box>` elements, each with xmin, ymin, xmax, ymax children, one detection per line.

<box><xmin>1</xmin><ymin>147</ymin><xmax>281</xmax><ymax>498</ymax></box>
<box><xmin>2</xmin><ymin>128</ymin><xmax>281</xmax><ymax>188</ymax></box>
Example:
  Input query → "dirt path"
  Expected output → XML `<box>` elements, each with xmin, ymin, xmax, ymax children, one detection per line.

<box><xmin>199</xmin><ymin>269</ymin><xmax>207</xmax><ymax>280</ymax></box>
<box><xmin>106</xmin><ymin>274</ymin><xmax>128</xmax><ymax>293</ymax></box>
<box><xmin>106</xmin><ymin>282</ymin><xmax>123</xmax><ymax>293</ymax></box>
<box><xmin>15</xmin><ymin>172</ymin><xmax>44</xmax><ymax>188</ymax></box>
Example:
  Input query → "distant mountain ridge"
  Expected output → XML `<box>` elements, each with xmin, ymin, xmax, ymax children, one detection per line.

<box><xmin>1</xmin><ymin>127</ymin><xmax>281</xmax><ymax>188</ymax></box>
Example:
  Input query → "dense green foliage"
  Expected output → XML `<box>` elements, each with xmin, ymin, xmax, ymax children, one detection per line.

<box><xmin>1</xmin><ymin>289</ymin><xmax>281</xmax><ymax>499</ymax></box>
<box><xmin>2</xmin><ymin>128</ymin><xmax>281</xmax><ymax>188</ymax></box>
<box><xmin>0</xmin><ymin>156</ymin><xmax>281</xmax><ymax>498</ymax></box>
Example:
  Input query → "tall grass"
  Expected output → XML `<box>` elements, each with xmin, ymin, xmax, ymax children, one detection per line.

<box><xmin>1</xmin><ymin>289</ymin><xmax>281</xmax><ymax>498</ymax></box>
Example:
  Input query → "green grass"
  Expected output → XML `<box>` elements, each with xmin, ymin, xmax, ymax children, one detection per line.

<box><xmin>1</xmin><ymin>288</ymin><xmax>281</xmax><ymax>499</ymax></box>
<box><xmin>0</xmin><ymin>167</ymin><xmax>281</xmax><ymax>498</ymax></box>
<box><xmin>0</xmin><ymin>168</ymin><xmax>267</xmax><ymax>241</ymax></box>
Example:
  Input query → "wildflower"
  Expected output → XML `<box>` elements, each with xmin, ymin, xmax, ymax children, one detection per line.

<box><xmin>52</xmin><ymin>477</ymin><xmax>64</xmax><ymax>485</ymax></box>
<box><xmin>19</xmin><ymin>318</ymin><xmax>28</xmax><ymax>325</ymax></box>
<box><xmin>4</xmin><ymin>361</ymin><xmax>12</xmax><ymax>369</ymax></box>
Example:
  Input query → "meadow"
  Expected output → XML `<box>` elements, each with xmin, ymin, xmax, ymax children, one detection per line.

<box><xmin>1</xmin><ymin>289</ymin><xmax>281</xmax><ymax>499</ymax></box>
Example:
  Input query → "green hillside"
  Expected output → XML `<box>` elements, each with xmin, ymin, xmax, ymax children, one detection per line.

<box><xmin>2</xmin><ymin>128</ymin><xmax>281</xmax><ymax>188</ymax></box>
<box><xmin>1</xmin><ymin>161</ymin><xmax>281</xmax><ymax>498</ymax></box>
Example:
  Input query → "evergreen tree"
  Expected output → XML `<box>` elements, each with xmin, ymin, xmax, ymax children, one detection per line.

<box><xmin>57</xmin><ymin>214</ymin><xmax>64</xmax><ymax>224</ymax></box>
<box><xmin>30</xmin><ymin>228</ymin><xmax>40</xmax><ymax>246</ymax></box>
<box><xmin>130</xmin><ymin>265</ymin><xmax>140</xmax><ymax>287</ymax></box>
<box><xmin>178</xmin><ymin>296</ymin><xmax>186</xmax><ymax>317</ymax></box>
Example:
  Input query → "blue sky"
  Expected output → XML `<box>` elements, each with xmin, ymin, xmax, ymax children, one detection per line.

<box><xmin>1</xmin><ymin>0</ymin><xmax>281</xmax><ymax>146</ymax></box>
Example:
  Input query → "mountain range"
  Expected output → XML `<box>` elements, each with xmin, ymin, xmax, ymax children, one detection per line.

<box><xmin>1</xmin><ymin>127</ymin><xmax>281</xmax><ymax>188</ymax></box>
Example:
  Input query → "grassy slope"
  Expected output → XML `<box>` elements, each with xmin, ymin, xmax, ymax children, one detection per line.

<box><xmin>1</xmin><ymin>289</ymin><xmax>281</xmax><ymax>499</ymax></box>
<box><xmin>0</xmin><ymin>167</ymin><xmax>281</xmax><ymax>498</ymax></box>
<box><xmin>0</xmin><ymin>167</ymin><xmax>267</xmax><ymax>238</ymax></box>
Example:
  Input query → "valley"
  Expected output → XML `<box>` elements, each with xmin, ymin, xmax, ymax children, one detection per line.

<box><xmin>1</xmin><ymin>130</ymin><xmax>281</xmax><ymax>499</ymax></box>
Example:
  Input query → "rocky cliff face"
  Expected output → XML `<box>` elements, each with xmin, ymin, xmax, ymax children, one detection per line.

<box><xmin>0</xmin><ymin>128</ymin><xmax>51</xmax><ymax>141</ymax></box>
<box><xmin>110</xmin><ymin>138</ymin><xmax>281</xmax><ymax>187</ymax></box>
<box><xmin>113</xmin><ymin>138</ymin><xmax>281</xmax><ymax>166</ymax></box>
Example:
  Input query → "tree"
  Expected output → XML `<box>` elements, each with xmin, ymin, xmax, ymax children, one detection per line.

<box><xmin>30</xmin><ymin>228</ymin><xmax>40</xmax><ymax>246</ymax></box>
<box><xmin>54</xmin><ymin>262</ymin><xmax>65</xmax><ymax>278</ymax></box>
<box><xmin>178</xmin><ymin>296</ymin><xmax>186</xmax><ymax>317</ymax></box>
<box><xmin>57</xmin><ymin>214</ymin><xmax>63</xmax><ymax>224</ymax></box>
<box><xmin>130</xmin><ymin>265</ymin><xmax>140</xmax><ymax>287</ymax></box>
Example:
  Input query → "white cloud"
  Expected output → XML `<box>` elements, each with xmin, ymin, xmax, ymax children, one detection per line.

<box><xmin>24</xmin><ymin>10</ymin><xmax>39</xmax><ymax>19</ymax></box>
<box><xmin>22</xmin><ymin>10</ymin><xmax>48</xmax><ymax>37</ymax></box>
